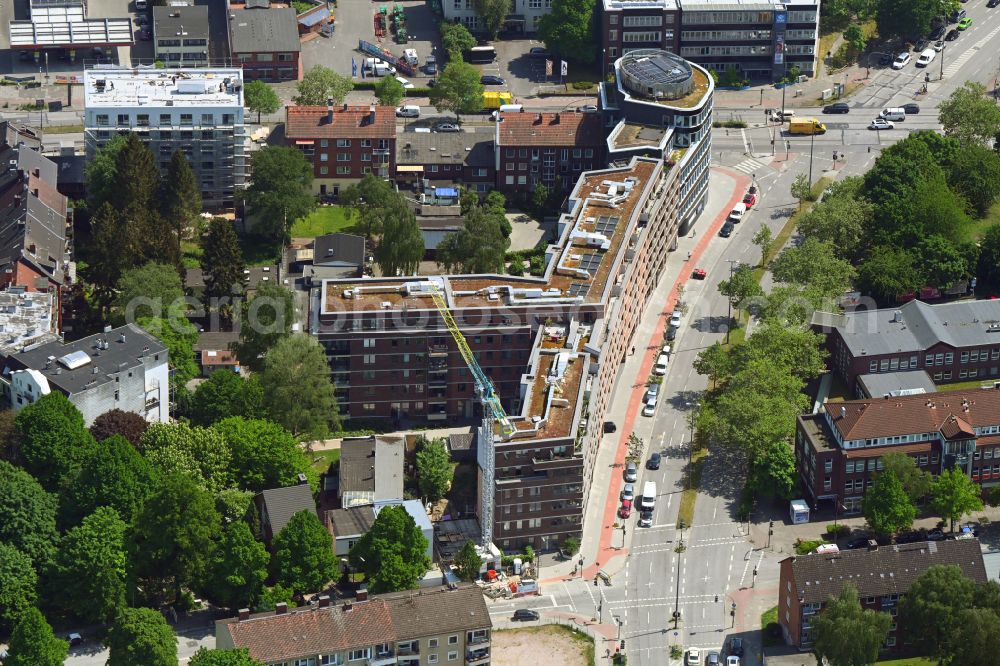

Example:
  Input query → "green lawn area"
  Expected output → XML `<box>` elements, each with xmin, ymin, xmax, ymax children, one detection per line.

<box><xmin>308</xmin><ymin>448</ymin><xmax>340</xmax><ymax>475</ymax></box>
<box><xmin>760</xmin><ymin>606</ymin><xmax>782</xmax><ymax>647</ymax></box>
<box><xmin>181</xmin><ymin>240</ymin><xmax>203</xmax><ymax>269</ymax></box>
<box><xmin>290</xmin><ymin>206</ymin><xmax>358</xmax><ymax>238</ymax></box>
<box><xmin>970</xmin><ymin>199</ymin><xmax>1000</xmax><ymax>240</ymax></box>
<box><xmin>876</xmin><ymin>658</ymin><xmax>935</xmax><ymax>665</ymax></box>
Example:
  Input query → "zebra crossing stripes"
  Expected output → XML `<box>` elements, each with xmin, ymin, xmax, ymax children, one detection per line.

<box><xmin>731</xmin><ymin>157</ymin><xmax>767</xmax><ymax>175</ymax></box>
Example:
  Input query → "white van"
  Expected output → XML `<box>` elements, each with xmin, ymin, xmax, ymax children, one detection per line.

<box><xmin>641</xmin><ymin>481</ymin><xmax>657</xmax><ymax>510</ymax></box>
<box><xmin>491</xmin><ymin>104</ymin><xmax>524</xmax><ymax>120</ymax></box>
<box><xmin>916</xmin><ymin>48</ymin><xmax>936</xmax><ymax>67</ymax></box>
<box><xmin>364</xmin><ymin>58</ymin><xmax>396</xmax><ymax>75</ymax></box>
<box><xmin>728</xmin><ymin>201</ymin><xmax>747</xmax><ymax>223</ymax></box>
<box><xmin>396</xmin><ymin>105</ymin><xmax>420</xmax><ymax>118</ymax></box>
<box><xmin>879</xmin><ymin>107</ymin><xmax>906</xmax><ymax>121</ymax></box>
<box><xmin>403</xmin><ymin>48</ymin><xmax>418</xmax><ymax>66</ymax></box>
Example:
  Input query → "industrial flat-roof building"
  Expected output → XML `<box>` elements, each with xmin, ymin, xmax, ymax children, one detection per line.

<box><xmin>83</xmin><ymin>68</ymin><xmax>248</xmax><ymax>211</ymax></box>
<box><xmin>9</xmin><ymin>0</ymin><xmax>133</xmax><ymax>52</ymax></box>
<box><xmin>153</xmin><ymin>6</ymin><xmax>210</xmax><ymax>68</ymax></box>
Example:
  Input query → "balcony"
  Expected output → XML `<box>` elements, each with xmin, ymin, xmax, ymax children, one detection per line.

<box><xmin>467</xmin><ymin>634</ymin><xmax>489</xmax><ymax>646</ymax></box>
<box><xmin>397</xmin><ymin>645</ymin><xmax>419</xmax><ymax>657</ymax></box>
<box><xmin>467</xmin><ymin>648</ymin><xmax>490</xmax><ymax>664</ymax></box>
<box><xmin>429</xmin><ymin>388</ymin><xmax>447</xmax><ymax>399</ymax></box>
<box><xmin>371</xmin><ymin>650</ymin><xmax>396</xmax><ymax>666</ymax></box>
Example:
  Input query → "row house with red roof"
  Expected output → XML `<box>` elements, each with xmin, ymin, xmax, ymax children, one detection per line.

<box><xmin>795</xmin><ymin>387</ymin><xmax>1000</xmax><ymax>514</ymax></box>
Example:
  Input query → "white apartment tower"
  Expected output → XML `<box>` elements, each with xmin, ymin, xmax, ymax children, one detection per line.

<box><xmin>83</xmin><ymin>67</ymin><xmax>248</xmax><ymax>211</ymax></box>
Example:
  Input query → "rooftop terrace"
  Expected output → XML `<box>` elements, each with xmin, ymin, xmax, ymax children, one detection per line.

<box><xmin>83</xmin><ymin>68</ymin><xmax>244</xmax><ymax>108</ymax></box>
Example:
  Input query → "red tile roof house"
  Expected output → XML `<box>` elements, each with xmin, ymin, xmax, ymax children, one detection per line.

<box><xmin>285</xmin><ymin>103</ymin><xmax>397</xmax><ymax>199</ymax></box>
<box><xmin>216</xmin><ymin>584</ymin><xmax>492</xmax><ymax>666</ymax></box>
<box><xmin>779</xmin><ymin>539</ymin><xmax>986</xmax><ymax>653</ymax></box>
<box><xmin>494</xmin><ymin>111</ymin><xmax>607</xmax><ymax>194</ymax></box>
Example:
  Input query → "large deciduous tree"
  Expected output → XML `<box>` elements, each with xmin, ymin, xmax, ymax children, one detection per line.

<box><xmin>416</xmin><ymin>437</ymin><xmax>454</xmax><ymax>502</ymax></box>
<box><xmin>538</xmin><ymin>0</ymin><xmax>596</xmax><ymax>63</ymax></box>
<box><xmin>880</xmin><ymin>452</ymin><xmax>932</xmax><ymax>503</ymax></box>
<box><xmin>952</xmin><ymin>608</ymin><xmax>1000</xmax><ymax>664</ymax></box>
<box><xmin>875</xmin><ymin>0</ymin><xmax>937</xmax><ymax>40</ymax></box>
<box><xmin>0</xmin><ymin>460</ymin><xmax>59</xmax><ymax>568</ymax></box>
<box><xmin>140</xmin><ymin>422</ymin><xmax>233</xmax><ymax>493</ymax></box>
<box><xmin>811</xmin><ymin>584</ymin><xmax>891</xmax><ymax>666</ymax></box>
<box><xmin>899</xmin><ymin>564</ymin><xmax>977</xmax><ymax>662</ymax></box>
<box><xmin>137</xmin><ymin>314</ymin><xmax>200</xmax><ymax>387</ymax></box>
<box><xmin>856</xmin><ymin>246</ymin><xmax>922</xmax><ymax>303</ymax></box>
<box><xmin>862</xmin><ymin>471</ymin><xmax>916</xmax><ymax>536</ymax></box>
<box><xmin>0</xmin><ymin>543</ymin><xmax>38</xmax><ymax>634</ymax></box>
<box><xmin>429</xmin><ymin>61</ymin><xmax>485</xmax><ymax>118</ymax></box>
<box><xmin>212</xmin><ymin>417</ymin><xmax>316</xmax><ymax>493</ymax></box>
<box><xmin>339</xmin><ymin>173</ymin><xmax>397</xmax><ymax>241</ymax></box>
<box><xmin>90</xmin><ymin>408</ymin><xmax>150</xmax><ymax>447</ymax></box>
<box><xmin>272</xmin><ymin>510</ymin><xmax>337</xmax><ymax>596</ymax></box>
<box><xmin>244</xmin><ymin>80</ymin><xmax>281</xmax><ymax>123</ymax></box>
<box><xmin>939</xmin><ymin>81</ymin><xmax>1000</xmax><ymax>146</ymax></box>
<box><xmin>107</xmin><ymin>607</ymin><xmax>178</xmax><ymax>666</ymax></box>
<box><xmin>374</xmin><ymin>201</ymin><xmax>425</xmax><ymax>277</ymax></box>
<box><xmin>50</xmin><ymin>506</ymin><xmax>128</xmax><ymax>624</ymax></box>
<box><xmin>349</xmin><ymin>504</ymin><xmax>431</xmax><ymax>593</ymax></box>
<box><xmin>796</xmin><ymin>182</ymin><xmax>872</xmax><ymax>260</ymax></box>
<box><xmin>473</xmin><ymin>0</ymin><xmax>512</xmax><ymax>38</ymax></box>
<box><xmin>15</xmin><ymin>391</ymin><xmax>96</xmax><ymax>493</ymax></box>
<box><xmin>201</xmin><ymin>217</ymin><xmax>246</xmax><ymax>321</ymax></box>
<box><xmin>246</xmin><ymin>146</ymin><xmax>315</xmax><ymax>245</ymax></box>
<box><xmin>261</xmin><ymin>334</ymin><xmax>340</xmax><ymax>440</ymax></box>
<box><xmin>771</xmin><ymin>238</ymin><xmax>857</xmax><ymax>297</ymax></box>
<box><xmin>65</xmin><ymin>434</ymin><xmax>158</xmax><ymax>526</ymax></box>
<box><xmin>454</xmin><ymin>540</ymin><xmax>483</xmax><ymax>582</ymax></box>
<box><xmin>85</xmin><ymin>134</ymin><xmax>128</xmax><ymax>211</ymax></box>
<box><xmin>234</xmin><ymin>283</ymin><xmax>296</xmax><ymax>372</ymax></box>
<box><xmin>915</xmin><ymin>234</ymin><xmax>969</xmax><ymax>289</ymax></box>
<box><xmin>189</xmin><ymin>372</ymin><xmax>264</xmax><ymax>427</ymax></box>
<box><xmin>930</xmin><ymin>467</ymin><xmax>983</xmax><ymax>532</ymax></box>
<box><xmin>374</xmin><ymin>75</ymin><xmax>406</xmax><ymax>108</ymax></box>
<box><xmin>206</xmin><ymin>521</ymin><xmax>269</xmax><ymax>612</ymax></box>
<box><xmin>158</xmin><ymin>150</ymin><xmax>202</xmax><ymax>262</ymax></box>
<box><xmin>293</xmin><ymin>65</ymin><xmax>354</xmax><ymax>106</ymax></box>
<box><xmin>439</xmin><ymin>22</ymin><xmax>476</xmax><ymax>58</ymax></box>
<box><xmin>946</xmin><ymin>143</ymin><xmax>1000</xmax><ymax>217</ymax></box>
<box><xmin>114</xmin><ymin>261</ymin><xmax>185</xmax><ymax>324</ymax></box>
<box><xmin>190</xmin><ymin>648</ymin><xmax>266</xmax><ymax>666</ymax></box>
<box><xmin>978</xmin><ymin>223</ymin><xmax>1000</xmax><ymax>293</ymax></box>
<box><xmin>4</xmin><ymin>607</ymin><xmax>68</xmax><ymax>666</ymax></box>
<box><xmin>436</xmin><ymin>205</ymin><xmax>510</xmax><ymax>273</ymax></box>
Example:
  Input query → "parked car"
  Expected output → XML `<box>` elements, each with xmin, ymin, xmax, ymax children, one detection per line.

<box><xmin>138</xmin><ymin>27</ymin><xmax>151</xmax><ymax>40</ymax></box>
<box><xmin>513</xmin><ymin>609</ymin><xmax>540</xmax><ymax>621</ymax></box>
<box><xmin>618</xmin><ymin>499</ymin><xmax>632</xmax><ymax>518</ymax></box>
<box><xmin>604</xmin><ymin>421</ymin><xmax>617</xmax><ymax>433</ymax></box>
<box><xmin>666</xmin><ymin>326</ymin><xmax>677</xmax><ymax>341</ymax></box>
<box><xmin>624</xmin><ymin>462</ymin><xmax>638</xmax><ymax>482</ymax></box>
<box><xmin>686</xmin><ymin>648</ymin><xmax>701</xmax><ymax>666</ymax></box>
<box><xmin>927</xmin><ymin>528</ymin><xmax>946</xmax><ymax>541</ymax></box>
<box><xmin>727</xmin><ymin>657</ymin><xmax>741</xmax><ymax>666</ymax></box>
<box><xmin>424</xmin><ymin>55</ymin><xmax>438</xmax><ymax>75</ymax></box>
<box><xmin>945</xmin><ymin>28</ymin><xmax>960</xmax><ymax>40</ymax></box>
<box><xmin>529</xmin><ymin>46</ymin><xmax>551</xmax><ymax>58</ymax></box>
<box><xmin>869</xmin><ymin>118</ymin><xmax>894</xmax><ymax>130</ymax></box>
<box><xmin>692</xmin><ymin>268</ymin><xmax>707</xmax><ymax>279</ymax></box>
<box><xmin>823</xmin><ymin>102</ymin><xmax>850</xmax><ymax>114</ymax></box>
<box><xmin>432</xmin><ymin>122</ymin><xmax>461</xmax><ymax>133</ymax></box>
<box><xmin>958</xmin><ymin>16</ymin><xmax>973</xmax><ymax>29</ymax></box>
<box><xmin>621</xmin><ymin>483</ymin><xmax>635</xmax><ymax>502</ymax></box>
<box><xmin>892</xmin><ymin>52</ymin><xmax>911</xmax><ymax>69</ymax></box>
<box><xmin>728</xmin><ymin>637</ymin><xmax>744</xmax><ymax>657</ymax></box>
<box><xmin>639</xmin><ymin>509</ymin><xmax>653</xmax><ymax>527</ymax></box>
<box><xmin>707</xmin><ymin>652</ymin><xmax>721</xmax><ymax>666</ymax></box>
<box><xmin>742</xmin><ymin>191</ymin><xmax>757</xmax><ymax>208</ymax></box>
<box><xmin>642</xmin><ymin>395</ymin><xmax>658</xmax><ymax>417</ymax></box>
<box><xmin>68</xmin><ymin>633</ymin><xmax>83</xmax><ymax>647</ymax></box>
<box><xmin>989</xmin><ymin>0</ymin><xmax>1000</xmax><ymax>8</ymax></box>
<box><xmin>914</xmin><ymin>38</ymin><xmax>929</xmax><ymax>51</ymax></box>
<box><xmin>396</xmin><ymin>105</ymin><xmax>420</xmax><ymax>118</ymax></box>
<box><xmin>669</xmin><ymin>311</ymin><xmax>682</xmax><ymax>328</ymax></box>
<box><xmin>576</xmin><ymin>104</ymin><xmax>599</xmax><ymax>113</ymax></box>
<box><xmin>654</xmin><ymin>352</ymin><xmax>669</xmax><ymax>375</ymax></box>
<box><xmin>395</xmin><ymin>76</ymin><xmax>415</xmax><ymax>89</ymax></box>
<box><xmin>902</xmin><ymin>103</ymin><xmax>921</xmax><ymax>114</ymax></box>
<box><xmin>481</xmin><ymin>75</ymin><xmax>506</xmax><ymax>85</ymax></box>
<box><xmin>647</xmin><ymin>452</ymin><xmax>661</xmax><ymax>469</ymax></box>
<box><xmin>846</xmin><ymin>537</ymin><xmax>871</xmax><ymax>549</ymax></box>
<box><xmin>720</xmin><ymin>220</ymin><xmax>734</xmax><ymax>237</ymax></box>
<box><xmin>930</xmin><ymin>24</ymin><xmax>945</xmax><ymax>39</ymax></box>
<box><xmin>933</xmin><ymin>40</ymin><xmax>945</xmax><ymax>51</ymax></box>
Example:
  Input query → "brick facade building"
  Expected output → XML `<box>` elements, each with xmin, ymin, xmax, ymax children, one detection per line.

<box><xmin>229</xmin><ymin>7</ymin><xmax>302</xmax><ymax>82</ymax></box>
<box><xmin>494</xmin><ymin>112</ymin><xmax>606</xmax><ymax>194</ymax></box>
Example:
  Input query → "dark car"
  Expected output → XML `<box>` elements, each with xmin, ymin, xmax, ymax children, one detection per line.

<box><xmin>666</xmin><ymin>327</ymin><xmax>677</xmax><ymax>341</ymax></box>
<box><xmin>432</xmin><ymin>122</ymin><xmax>461</xmax><ymax>133</ymax></box>
<box><xmin>846</xmin><ymin>537</ymin><xmax>871</xmax><ymax>549</ymax></box>
<box><xmin>719</xmin><ymin>221</ymin><xmax>734</xmax><ymax>237</ymax></box>
<box><xmin>896</xmin><ymin>530</ymin><xmax>925</xmax><ymax>544</ymax></box>
<box><xmin>950</xmin><ymin>8</ymin><xmax>966</xmax><ymax>22</ymax></box>
<box><xmin>481</xmin><ymin>75</ymin><xmax>506</xmax><ymax>86</ymax></box>
<box><xmin>902</xmin><ymin>103</ymin><xmax>920</xmax><ymax>114</ymax></box>
<box><xmin>930</xmin><ymin>25</ymin><xmax>945</xmax><ymax>39</ymax></box>
<box><xmin>927</xmin><ymin>528</ymin><xmax>946</xmax><ymax>541</ymax></box>
<box><xmin>424</xmin><ymin>56</ymin><xmax>438</xmax><ymax>75</ymax></box>
<box><xmin>990</xmin><ymin>0</ymin><xmax>1000</xmax><ymax>7</ymax></box>
<box><xmin>513</xmin><ymin>609</ymin><xmax>540</xmax><ymax>621</ymax></box>
<box><xmin>914</xmin><ymin>38</ymin><xmax>929</xmax><ymax>51</ymax></box>
<box><xmin>823</xmin><ymin>102</ymin><xmax>850</xmax><ymax>114</ymax></box>
<box><xmin>647</xmin><ymin>452</ymin><xmax>661</xmax><ymax>470</ymax></box>
<box><xmin>604</xmin><ymin>421</ymin><xmax>617</xmax><ymax>433</ymax></box>
<box><xmin>945</xmin><ymin>28</ymin><xmax>959</xmax><ymax>40</ymax></box>
<box><xmin>138</xmin><ymin>27</ymin><xmax>151</xmax><ymax>40</ymax></box>
<box><xmin>529</xmin><ymin>46</ymin><xmax>551</xmax><ymax>58</ymax></box>
<box><xmin>728</xmin><ymin>637</ymin><xmax>744</xmax><ymax>657</ymax></box>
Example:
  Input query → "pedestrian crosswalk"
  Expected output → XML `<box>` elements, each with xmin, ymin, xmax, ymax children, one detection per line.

<box><xmin>731</xmin><ymin>157</ymin><xmax>767</xmax><ymax>175</ymax></box>
<box><xmin>942</xmin><ymin>49</ymin><xmax>976</xmax><ymax>79</ymax></box>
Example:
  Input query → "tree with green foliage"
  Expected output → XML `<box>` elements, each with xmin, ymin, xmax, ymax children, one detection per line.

<box><xmin>107</xmin><ymin>607</ymin><xmax>178</xmax><ymax>666</ymax></box>
<box><xmin>234</xmin><ymin>283</ymin><xmax>295</xmax><ymax>371</ymax></box>
<box><xmin>129</xmin><ymin>473</ymin><xmax>220</xmax><ymax>605</ymax></box>
<box><xmin>880</xmin><ymin>452</ymin><xmax>932</xmax><ymax>503</ymax></box>
<box><xmin>930</xmin><ymin>466</ymin><xmax>983</xmax><ymax>532</ymax></box>
<box><xmin>900</xmin><ymin>564</ymin><xmax>977</xmax><ymax>662</ymax></box>
<box><xmin>136</xmin><ymin>314</ymin><xmax>201</xmax><ymax>386</ymax></box>
<box><xmin>374</xmin><ymin>201</ymin><xmax>425</xmax><ymax>276</ymax></box>
<box><xmin>862</xmin><ymin>471</ymin><xmax>916</xmax><ymax>536</ymax></box>
<box><xmin>692</xmin><ymin>342</ymin><xmax>734</xmax><ymax>386</ymax></box>
<box><xmin>811</xmin><ymin>584</ymin><xmax>891</xmax><ymax>666</ymax></box>
<box><xmin>538</xmin><ymin>0</ymin><xmax>596</xmax><ymax>64</ymax></box>
<box><xmin>416</xmin><ymin>437</ymin><xmax>454</xmax><ymax>502</ymax></box>
<box><xmin>215</xmin><ymin>488</ymin><xmax>254</xmax><ymax>525</ymax></box>
<box><xmin>141</xmin><ymin>422</ymin><xmax>233</xmax><ymax>493</ymax></box>
<box><xmin>736</xmin><ymin>320</ymin><xmax>827</xmax><ymax>380</ymax></box>
<box><xmin>90</xmin><ymin>408</ymin><xmax>150</xmax><ymax>446</ymax></box>
<box><xmin>15</xmin><ymin>391</ymin><xmax>96</xmax><ymax>493</ymax></box>
<box><xmin>915</xmin><ymin>234</ymin><xmax>969</xmax><ymax>289</ymax></box>
<box><xmin>374</xmin><ymin>74</ymin><xmax>406</xmax><ymax>107</ymax></box>
<box><xmin>261</xmin><ymin>334</ymin><xmax>341</xmax><ymax>440</ymax></box>
<box><xmin>66</xmin><ymin>434</ymin><xmax>158</xmax><ymax>525</ymax></box>
<box><xmin>796</xmin><ymin>186</ymin><xmax>871</xmax><ymax>260</ymax></box>
<box><xmin>0</xmin><ymin>543</ymin><xmax>37</xmax><ymax>634</ymax></box>
<box><xmin>875</xmin><ymin>0</ymin><xmax>937</xmax><ymax>40</ymax></box>
<box><xmin>4</xmin><ymin>607</ymin><xmax>68</xmax><ymax>666</ymax></box>
<box><xmin>718</xmin><ymin>263</ymin><xmax>764</xmax><ymax>309</ymax></box>
<box><xmin>762</xmin><ymin>284</ymin><xmax>836</xmax><ymax>326</ymax></box>
<box><xmin>746</xmin><ymin>440</ymin><xmax>797</xmax><ymax>499</ymax></box>
<box><xmin>112</xmin><ymin>132</ymin><xmax>161</xmax><ymax>213</ymax></box>
<box><xmin>213</xmin><ymin>417</ymin><xmax>315</xmax><ymax>493</ymax></box>
<box><xmin>206</xmin><ymin>521</ymin><xmax>269</xmax><ymax>612</ymax></box>
<box><xmin>247</xmin><ymin>146</ymin><xmax>315</xmax><ymax>245</ymax></box>
<box><xmin>293</xmin><ymin>65</ymin><xmax>354</xmax><ymax>106</ymax></box>
<box><xmin>85</xmin><ymin>134</ymin><xmax>128</xmax><ymax>210</ymax></box>
<box><xmin>158</xmin><ymin>150</ymin><xmax>202</xmax><ymax>262</ymax></box>
<box><xmin>978</xmin><ymin>223</ymin><xmax>1000</xmax><ymax>293</ymax></box>
<box><xmin>85</xmin><ymin>203</ymin><xmax>133</xmax><ymax>302</ymax></box>
<box><xmin>856</xmin><ymin>246</ymin><xmax>922</xmax><ymax>303</ymax></box>
<box><xmin>751</xmin><ymin>225</ymin><xmax>773</xmax><ymax>268</ymax></box>
<box><xmin>771</xmin><ymin>238</ymin><xmax>857</xmax><ymax>297</ymax></box>
<box><xmin>114</xmin><ymin>261</ymin><xmax>185</xmax><ymax>323</ymax></box>
<box><xmin>50</xmin><ymin>506</ymin><xmax>128</xmax><ymax>624</ymax></box>
<box><xmin>201</xmin><ymin>217</ymin><xmax>246</xmax><ymax>322</ymax></box>
<box><xmin>440</xmin><ymin>22</ymin><xmax>476</xmax><ymax>58</ymax></box>
<box><xmin>843</xmin><ymin>24</ymin><xmax>867</xmax><ymax>53</ymax></box>
<box><xmin>436</xmin><ymin>205</ymin><xmax>510</xmax><ymax>273</ymax></box>
<box><xmin>272</xmin><ymin>510</ymin><xmax>337</xmax><ymax>596</ymax></box>
<box><xmin>190</xmin><ymin>372</ymin><xmax>263</xmax><ymax>427</ymax></box>
<box><xmin>473</xmin><ymin>0</ymin><xmax>512</xmax><ymax>38</ymax></box>
<box><xmin>939</xmin><ymin>81</ymin><xmax>1000</xmax><ymax>146</ymax></box>
<box><xmin>951</xmin><ymin>608</ymin><xmax>1000</xmax><ymax>664</ymax></box>
<box><xmin>244</xmin><ymin>80</ymin><xmax>281</xmax><ymax>123</ymax></box>
<box><xmin>349</xmin><ymin>504</ymin><xmax>431</xmax><ymax>593</ymax></box>
<box><xmin>790</xmin><ymin>173</ymin><xmax>812</xmax><ymax>207</ymax></box>
<box><xmin>339</xmin><ymin>173</ymin><xmax>397</xmax><ymax>241</ymax></box>
<box><xmin>430</xmin><ymin>60</ymin><xmax>485</xmax><ymax>118</ymax></box>
<box><xmin>946</xmin><ymin>143</ymin><xmax>1000</xmax><ymax>217</ymax></box>
<box><xmin>454</xmin><ymin>540</ymin><xmax>483</xmax><ymax>582</ymax></box>
<box><xmin>190</xmin><ymin>648</ymin><xmax>266</xmax><ymax>666</ymax></box>
<box><xmin>0</xmin><ymin>460</ymin><xmax>59</xmax><ymax>567</ymax></box>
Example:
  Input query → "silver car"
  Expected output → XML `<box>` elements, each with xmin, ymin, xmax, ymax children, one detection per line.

<box><xmin>624</xmin><ymin>462</ymin><xmax>638</xmax><ymax>483</ymax></box>
<box><xmin>621</xmin><ymin>483</ymin><xmax>635</xmax><ymax>502</ymax></box>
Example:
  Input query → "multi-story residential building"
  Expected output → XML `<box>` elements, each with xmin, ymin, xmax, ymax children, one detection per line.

<box><xmin>494</xmin><ymin>112</ymin><xmax>606</xmax><ymax>194</ymax></box>
<box><xmin>83</xmin><ymin>68</ymin><xmax>248</xmax><ymax>211</ymax></box>
<box><xmin>0</xmin><ymin>323</ymin><xmax>169</xmax><ymax>425</ymax></box>
<box><xmin>814</xmin><ymin>299</ymin><xmax>1000</xmax><ymax>396</ymax></box>
<box><xmin>229</xmin><ymin>7</ymin><xmax>302</xmax><ymax>81</ymax></box>
<box><xmin>0</xmin><ymin>121</ymin><xmax>71</xmax><ymax>313</ymax></box>
<box><xmin>153</xmin><ymin>5</ymin><xmax>210</xmax><ymax>68</ymax></box>
<box><xmin>396</xmin><ymin>133</ymin><xmax>495</xmax><ymax>194</ymax></box>
<box><xmin>795</xmin><ymin>387</ymin><xmax>1000</xmax><ymax>513</ymax></box>
<box><xmin>601</xmin><ymin>49</ymin><xmax>713</xmax><ymax>234</ymax></box>
<box><xmin>311</xmin><ymin>153</ymin><xmax>688</xmax><ymax>549</ymax></box>
<box><xmin>599</xmin><ymin>0</ymin><xmax>819</xmax><ymax>81</ymax></box>
<box><xmin>285</xmin><ymin>103</ymin><xmax>396</xmax><ymax>198</ymax></box>
<box><xmin>253</xmin><ymin>479</ymin><xmax>315</xmax><ymax>546</ymax></box>
<box><xmin>0</xmin><ymin>288</ymin><xmax>58</xmax><ymax>358</ymax></box>
<box><xmin>442</xmin><ymin>0</ymin><xmax>552</xmax><ymax>34</ymax></box>
<box><xmin>216</xmin><ymin>584</ymin><xmax>492</xmax><ymax>666</ymax></box>
<box><xmin>779</xmin><ymin>539</ymin><xmax>987</xmax><ymax>650</ymax></box>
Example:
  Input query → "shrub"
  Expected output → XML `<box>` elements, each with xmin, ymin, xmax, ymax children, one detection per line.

<box><xmin>562</xmin><ymin>536</ymin><xmax>580</xmax><ymax>555</ymax></box>
<box><xmin>571</xmin><ymin>81</ymin><xmax>595</xmax><ymax>90</ymax></box>
<box><xmin>826</xmin><ymin>523</ymin><xmax>850</xmax><ymax>538</ymax></box>
<box><xmin>794</xmin><ymin>538</ymin><xmax>828</xmax><ymax>554</ymax></box>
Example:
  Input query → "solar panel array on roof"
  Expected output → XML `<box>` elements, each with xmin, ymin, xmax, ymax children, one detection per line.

<box><xmin>595</xmin><ymin>215</ymin><xmax>621</xmax><ymax>235</ymax></box>
<box><xmin>624</xmin><ymin>56</ymin><xmax>690</xmax><ymax>85</ymax></box>
<box><xmin>568</xmin><ymin>283</ymin><xmax>589</xmax><ymax>297</ymax></box>
<box><xmin>579</xmin><ymin>253</ymin><xmax>602</xmax><ymax>275</ymax></box>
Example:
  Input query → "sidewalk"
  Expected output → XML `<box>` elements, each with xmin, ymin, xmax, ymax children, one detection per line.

<box><xmin>541</xmin><ymin>166</ymin><xmax>751</xmax><ymax>585</ymax></box>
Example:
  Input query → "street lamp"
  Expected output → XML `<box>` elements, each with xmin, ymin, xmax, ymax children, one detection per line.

<box><xmin>685</xmin><ymin>401</ymin><xmax>700</xmax><ymax>470</ymax></box>
<box><xmin>724</xmin><ymin>258</ymin><xmax>738</xmax><ymax>343</ymax></box>
<box><xmin>579</xmin><ymin>556</ymin><xmax>584</xmax><ymax>579</ymax></box>
<box><xmin>939</xmin><ymin>43</ymin><xmax>945</xmax><ymax>81</ymax></box>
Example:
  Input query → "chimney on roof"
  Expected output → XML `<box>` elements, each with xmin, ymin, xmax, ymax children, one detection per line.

<box><xmin>297</xmin><ymin>472</ymin><xmax>308</xmax><ymax>484</ymax></box>
<box><xmin>553</xmin><ymin>112</ymin><xmax>560</xmax><ymax>124</ymax></box>
<box><xmin>368</xmin><ymin>104</ymin><xmax>376</xmax><ymax>125</ymax></box>
<box><xmin>344</xmin><ymin>602</ymin><xmax>353</xmax><ymax>612</ymax></box>
<box><xmin>238</xmin><ymin>608</ymin><xmax>250</xmax><ymax>621</ymax></box>
<box><xmin>327</xmin><ymin>97</ymin><xmax>334</xmax><ymax>124</ymax></box>
<box><xmin>534</xmin><ymin>113</ymin><xmax>543</xmax><ymax>124</ymax></box>
<box><xmin>318</xmin><ymin>595</ymin><xmax>331</xmax><ymax>608</ymax></box>
<box><xmin>893</xmin><ymin>309</ymin><xmax>903</xmax><ymax>323</ymax></box>
<box><xmin>840</xmin><ymin>406</ymin><xmax>846</xmax><ymax>419</ymax></box>
<box><xmin>275</xmin><ymin>602</ymin><xmax>288</xmax><ymax>615</ymax></box>
<box><xmin>356</xmin><ymin>586</ymin><xmax>369</xmax><ymax>602</ymax></box>
<box><xmin>867</xmin><ymin>539</ymin><xmax>878</xmax><ymax>551</ymax></box>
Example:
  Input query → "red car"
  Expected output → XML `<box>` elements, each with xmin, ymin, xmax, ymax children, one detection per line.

<box><xmin>619</xmin><ymin>499</ymin><xmax>632</xmax><ymax>518</ymax></box>
<box><xmin>692</xmin><ymin>268</ymin><xmax>707</xmax><ymax>280</ymax></box>
<box><xmin>742</xmin><ymin>192</ymin><xmax>757</xmax><ymax>208</ymax></box>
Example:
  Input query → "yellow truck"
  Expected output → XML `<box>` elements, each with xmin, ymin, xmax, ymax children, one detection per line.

<box><xmin>482</xmin><ymin>91</ymin><xmax>514</xmax><ymax>109</ymax></box>
<box><xmin>788</xmin><ymin>118</ymin><xmax>827</xmax><ymax>135</ymax></box>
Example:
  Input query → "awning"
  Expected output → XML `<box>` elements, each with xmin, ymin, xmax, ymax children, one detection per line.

<box><xmin>396</xmin><ymin>165</ymin><xmax>424</xmax><ymax>172</ymax></box>
<box><xmin>298</xmin><ymin>7</ymin><xmax>331</xmax><ymax>26</ymax></box>
<box><xmin>434</xmin><ymin>187</ymin><xmax>458</xmax><ymax>196</ymax></box>
<box><xmin>295</xmin><ymin>140</ymin><xmax>315</xmax><ymax>145</ymax></box>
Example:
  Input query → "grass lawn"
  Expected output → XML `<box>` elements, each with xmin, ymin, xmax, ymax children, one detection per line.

<box><xmin>760</xmin><ymin>606</ymin><xmax>782</xmax><ymax>647</ymax></box>
<box><xmin>677</xmin><ymin>437</ymin><xmax>709</xmax><ymax>528</ymax></box>
<box><xmin>42</xmin><ymin>124</ymin><xmax>84</xmax><ymax>134</ymax></box>
<box><xmin>181</xmin><ymin>240</ymin><xmax>203</xmax><ymax>269</ymax></box>
<box><xmin>970</xmin><ymin>199</ymin><xmax>1000</xmax><ymax>240</ymax></box>
<box><xmin>876</xmin><ymin>659</ymin><xmax>935</xmax><ymax>665</ymax></box>
<box><xmin>308</xmin><ymin>448</ymin><xmax>340</xmax><ymax>475</ymax></box>
<box><xmin>290</xmin><ymin>206</ymin><xmax>358</xmax><ymax>238</ymax></box>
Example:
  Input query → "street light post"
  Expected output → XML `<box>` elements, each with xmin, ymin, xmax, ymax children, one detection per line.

<box><xmin>807</xmin><ymin>129</ymin><xmax>816</xmax><ymax>186</ymax></box>
<box><xmin>940</xmin><ymin>44</ymin><xmax>945</xmax><ymax>81</ymax></box>
<box><xmin>724</xmin><ymin>258</ymin><xmax>738</xmax><ymax>343</ymax></box>
<box><xmin>672</xmin><ymin>531</ymin><xmax>684</xmax><ymax>628</ymax></box>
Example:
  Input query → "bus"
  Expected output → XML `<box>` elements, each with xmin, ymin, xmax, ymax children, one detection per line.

<box><xmin>464</xmin><ymin>46</ymin><xmax>497</xmax><ymax>63</ymax></box>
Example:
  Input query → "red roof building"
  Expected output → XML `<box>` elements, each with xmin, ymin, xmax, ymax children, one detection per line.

<box><xmin>285</xmin><ymin>103</ymin><xmax>397</xmax><ymax>198</ymax></box>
